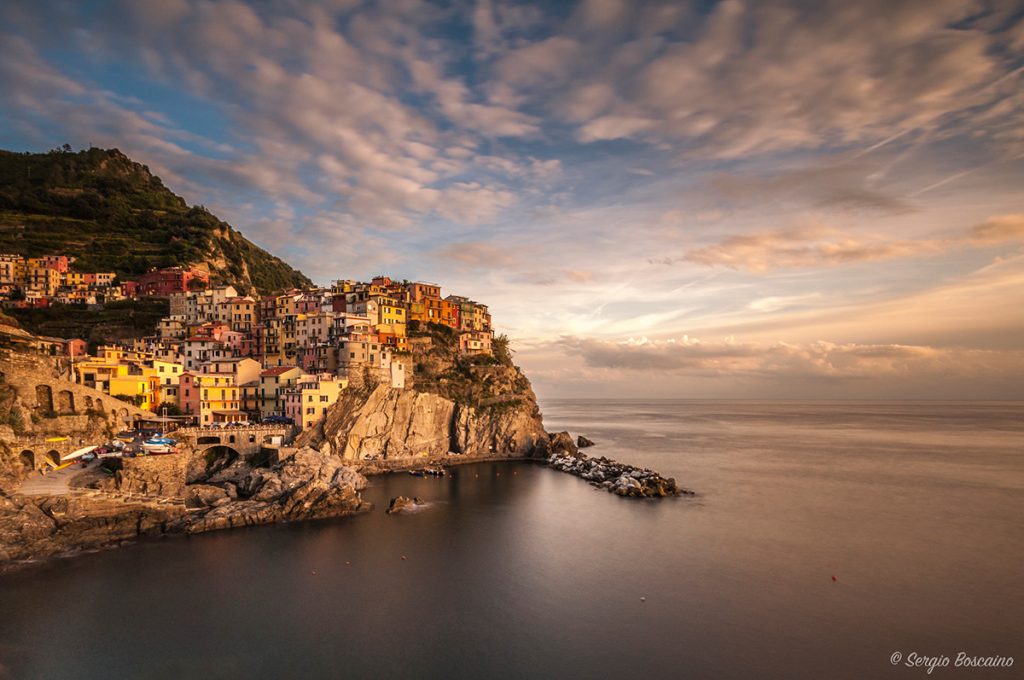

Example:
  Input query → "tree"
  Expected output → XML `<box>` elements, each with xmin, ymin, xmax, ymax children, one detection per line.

<box><xmin>493</xmin><ymin>334</ymin><xmax>514</xmax><ymax>366</ymax></box>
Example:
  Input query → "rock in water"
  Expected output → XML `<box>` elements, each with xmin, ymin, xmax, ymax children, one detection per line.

<box><xmin>386</xmin><ymin>496</ymin><xmax>422</xmax><ymax>514</ymax></box>
<box><xmin>577</xmin><ymin>435</ymin><xmax>596</xmax><ymax>448</ymax></box>
<box><xmin>547</xmin><ymin>450</ymin><xmax>694</xmax><ymax>499</ymax></box>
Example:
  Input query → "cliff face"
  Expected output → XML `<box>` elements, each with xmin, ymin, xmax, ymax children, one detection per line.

<box><xmin>300</xmin><ymin>382</ymin><xmax>548</xmax><ymax>464</ymax></box>
<box><xmin>298</xmin><ymin>326</ymin><xmax>550</xmax><ymax>467</ymax></box>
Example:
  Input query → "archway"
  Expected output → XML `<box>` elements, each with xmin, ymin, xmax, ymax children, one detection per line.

<box><xmin>46</xmin><ymin>450</ymin><xmax>61</xmax><ymax>466</ymax></box>
<box><xmin>118</xmin><ymin>408</ymin><xmax>129</xmax><ymax>419</ymax></box>
<box><xmin>36</xmin><ymin>385</ymin><xmax>53</xmax><ymax>411</ymax></box>
<box><xmin>202</xmin><ymin>445</ymin><xmax>240</xmax><ymax>476</ymax></box>
<box><xmin>20</xmin><ymin>450</ymin><xmax>34</xmax><ymax>470</ymax></box>
<box><xmin>57</xmin><ymin>389</ymin><xmax>75</xmax><ymax>413</ymax></box>
<box><xmin>84</xmin><ymin>395</ymin><xmax>94</xmax><ymax>410</ymax></box>
<box><xmin>228</xmin><ymin>434</ymin><xmax>236</xmax><ymax>443</ymax></box>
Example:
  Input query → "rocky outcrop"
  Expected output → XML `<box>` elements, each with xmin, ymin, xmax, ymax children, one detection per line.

<box><xmin>117</xmin><ymin>455</ymin><xmax>188</xmax><ymax>499</ymax></box>
<box><xmin>386</xmin><ymin>496</ymin><xmax>423</xmax><ymax>514</ymax></box>
<box><xmin>0</xmin><ymin>494</ymin><xmax>186</xmax><ymax>564</ymax></box>
<box><xmin>0</xmin><ymin>447</ymin><xmax>368</xmax><ymax>567</ymax></box>
<box><xmin>577</xmin><ymin>435</ymin><xmax>595</xmax><ymax>448</ymax></box>
<box><xmin>548</xmin><ymin>451</ymin><xmax>694</xmax><ymax>498</ymax></box>
<box><xmin>180</xmin><ymin>447</ymin><xmax>368</xmax><ymax>533</ymax></box>
<box><xmin>299</xmin><ymin>382</ymin><xmax>549</xmax><ymax>466</ymax></box>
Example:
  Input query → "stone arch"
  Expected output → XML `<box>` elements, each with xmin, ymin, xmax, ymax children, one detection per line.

<box><xmin>197</xmin><ymin>435</ymin><xmax>220</xmax><ymax>445</ymax></box>
<box><xmin>228</xmin><ymin>434</ymin><xmax>236</xmax><ymax>443</ymax></box>
<box><xmin>84</xmin><ymin>395</ymin><xmax>94</xmax><ymax>410</ymax></box>
<box><xmin>248</xmin><ymin>434</ymin><xmax>256</xmax><ymax>443</ymax></box>
<box><xmin>118</xmin><ymin>408</ymin><xmax>129</xmax><ymax>419</ymax></box>
<box><xmin>35</xmin><ymin>385</ymin><xmax>53</xmax><ymax>411</ymax></box>
<box><xmin>95</xmin><ymin>400</ymin><xmax>105</xmax><ymax>413</ymax></box>
<box><xmin>57</xmin><ymin>389</ymin><xmax>75</xmax><ymax>413</ymax></box>
<box><xmin>46</xmin><ymin>450</ymin><xmax>61</xmax><ymax>466</ymax></box>
<box><xmin>20</xmin><ymin>450</ymin><xmax>35</xmax><ymax>470</ymax></box>
<box><xmin>202</xmin><ymin>445</ymin><xmax>240</xmax><ymax>475</ymax></box>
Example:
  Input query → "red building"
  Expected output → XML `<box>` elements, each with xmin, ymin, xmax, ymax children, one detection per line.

<box><xmin>63</xmin><ymin>338</ymin><xmax>88</xmax><ymax>357</ymax></box>
<box><xmin>40</xmin><ymin>255</ymin><xmax>71</xmax><ymax>273</ymax></box>
<box><xmin>137</xmin><ymin>266</ymin><xmax>210</xmax><ymax>297</ymax></box>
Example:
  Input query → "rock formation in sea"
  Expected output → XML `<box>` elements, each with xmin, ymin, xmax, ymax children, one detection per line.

<box><xmin>547</xmin><ymin>450</ymin><xmax>694</xmax><ymax>498</ymax></box>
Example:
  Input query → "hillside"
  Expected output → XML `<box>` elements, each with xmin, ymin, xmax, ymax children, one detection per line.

<box><xmin>0</xmin><ymin>147</ymin><xmax>311</xmax><ymax>294</ymax></box>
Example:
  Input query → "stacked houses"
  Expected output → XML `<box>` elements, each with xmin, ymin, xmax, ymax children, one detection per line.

<box><xmin>0</xmin><ymin>254</ymin><xmax>209</xmax><ymax>308</ymax></box>
<box><xmin>64</xmin><ymin>274</ymin><xmax>494</xmax><ymax>432</ymax></box>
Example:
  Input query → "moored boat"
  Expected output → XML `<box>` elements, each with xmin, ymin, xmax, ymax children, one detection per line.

<box><xmin>141</xmin><ymin>435</ymin><xmax>177</xmax><ymax>454</ymax></box>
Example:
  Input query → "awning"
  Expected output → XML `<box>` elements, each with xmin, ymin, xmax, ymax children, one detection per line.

<box><xmin>62</xmin><ymin>445</ymin><xmax>97</xmax><ymax>461</ymax></box>
<box><xmin>212</xmin><ymin>410</ymin><xmax>248</xmax><ymax>416</ymax></box>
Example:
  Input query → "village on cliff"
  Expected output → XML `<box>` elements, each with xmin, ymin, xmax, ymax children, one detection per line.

<box><xmin>0</xmin><ymin>256</ymin><xmax>495</xmax><ymax>432</ymax></box>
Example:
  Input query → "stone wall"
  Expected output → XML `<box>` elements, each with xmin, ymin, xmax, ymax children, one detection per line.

<box><xmin>118</xmin><ymin>454</ymin><xmax>187</xmax><ymax>499</ymax></box>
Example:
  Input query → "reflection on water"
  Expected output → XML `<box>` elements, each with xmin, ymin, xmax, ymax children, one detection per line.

<box><xmin>0</xmin><ymin>401</ymin><xmax>1021</xmax><ymax>679</ymax></box>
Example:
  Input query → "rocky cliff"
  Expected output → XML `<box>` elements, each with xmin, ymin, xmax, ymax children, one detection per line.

<box><xmin>297</xmin><ymin>325</ymin><xmax>551</xmax><ymax>468</ymax></box>
<box><xmin>0</xmin><ymin>446</ymin><xmax>367</xmax><ymax>566</ymax></box>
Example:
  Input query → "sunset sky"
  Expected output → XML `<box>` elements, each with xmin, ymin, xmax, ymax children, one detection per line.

<box><xmin>2</xmin><ymin>0</ymin><xmax>1022</xmax><ymax>399</ymax></box>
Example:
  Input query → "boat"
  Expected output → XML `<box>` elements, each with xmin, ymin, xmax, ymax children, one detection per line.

<box><xmin>409</xmin><ymin>466</ymin><xmax>446</xmax><ymax>477</ymax></box>
<box><xmin>141</xmin><ymin>435</ymin><xmax>177</xmax><ymax>454</ymax></box>
<box><xmin>61</xmin><ymin>445</ymin><xmax>97</xmax><ymax>461</ymax></box>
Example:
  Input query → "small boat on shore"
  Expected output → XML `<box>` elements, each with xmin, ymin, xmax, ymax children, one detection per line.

<box><xmin>141</xmin><ymin>435</ymin><xmax>177</xmax><ymax>454</ymax></box>
<box><xmin>409</xmin><ymin>466</ymin><xmax>446</xmax><ymax>477</ymax></box>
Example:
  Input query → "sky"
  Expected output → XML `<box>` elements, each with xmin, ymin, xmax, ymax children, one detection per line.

<box><xmin>1</xmin><ymin>0</ymin><xmax>1023</xmax><ymax>400</ymax></box>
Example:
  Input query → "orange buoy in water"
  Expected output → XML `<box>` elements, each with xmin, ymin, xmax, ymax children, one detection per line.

<box><xmin>401</xmin><ymin>555</ymin><xmax>408</xmax><ymax>561</ymax></box>
<box><xmin>831</xmin><ymin>575</ymin><xmax>837</xmax><ymax>582</ymax></box>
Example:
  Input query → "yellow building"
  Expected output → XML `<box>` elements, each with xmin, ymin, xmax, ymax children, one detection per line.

<box><xmin>0</xmin><ymin>254</ymin><xmax>23</xmax><ymax>284</ymax></box>
<box><xmin>284</xmin><ymin>374</ymin><xmax>346</xmax><ymax>430</ymax></box>
<box><xmin>109</xmin><ymin>375</ymin><xmax>157</xmax><ymax>411</ymax></box>
<box><xmin>180</xmin><ymin>372</ymin><xmax>243</xmax><ymax>425</ymax></box>
<box><xmin>75</xmin><ymin>359</ymin><xmax>131</xmax><ymax>392</ymax></box>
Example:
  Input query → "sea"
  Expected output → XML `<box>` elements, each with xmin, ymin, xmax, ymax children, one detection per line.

<box><xmin>0</xmin><ymin>400</ymin><xmax>1021</xmax><ymax>679</ymax></box>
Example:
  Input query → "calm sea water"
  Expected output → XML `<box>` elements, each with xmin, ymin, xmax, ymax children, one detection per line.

<box><xmin>0</xmin><ymin>400</ymin><xmax>1021</xmax><ymax>679</ymax></box>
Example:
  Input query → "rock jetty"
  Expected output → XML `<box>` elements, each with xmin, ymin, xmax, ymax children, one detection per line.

<box><xmin>547</xmin><ymin>451</ymin><xmax>694</xmax><ymax>498</ymax></box>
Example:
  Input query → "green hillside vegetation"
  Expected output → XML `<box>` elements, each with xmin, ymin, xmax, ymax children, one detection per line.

<box><xmin>7</xmin><ymin>299</ymin><xmax>169</xmax><ymax>347</ymax></box>
<box><xmin>0</xmin><ymin>146</ymin><xmax>311</xmax><ymax>293</ymax></box>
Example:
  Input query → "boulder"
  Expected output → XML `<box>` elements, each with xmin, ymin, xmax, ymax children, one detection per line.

<box><xmin>577</xmin><ymin>435</ymin><xmax>596</xmax><ymax>448</ymax></box>
<box><xmin>185</xmin><ymin>484</ymin><xmax>232</xmax><ymax>508</ymax></box>
<box><xmin>386</xmin><ymin>495</ymin><xmax>423</xmax><ymax>514</ymax></box>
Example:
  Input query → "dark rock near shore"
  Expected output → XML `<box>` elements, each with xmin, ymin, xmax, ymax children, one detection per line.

<box><xmin>0</xmin><ymin>447</ymin><xmax>369</xmax><ymax>567</ymax></box>
<box><xmin>577</xmin><ymin>435</ymin><xmax>595</xmax><ymax>448</ymax></box>
<box><xmin>547</xmin><ymin>451</ymin><xmax>694</xmax><ymax>498</ymax></box>
<box><xmin>386</xmin><ymin>495</ymin><xmax>424</xmax><ymax>514</ymax></box>
<box><xmin>184</xmin><ymin>447</ymin><xmax>368</xmax><ymax>533</ymax></box>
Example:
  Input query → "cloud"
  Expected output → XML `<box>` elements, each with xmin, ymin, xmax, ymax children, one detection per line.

<box><xmin>558</xmin><ymin>335</ymin><xmax>1024</xmax><ymax>382</ymax></box>
<box><xmin>434</xmin><ymin>241</ymin><xmax>522</xmax><ymax>269</ymax></box>
<box><xmin>677</xmin><ymin>226</ymin><xmax>946</xmax><ymax>272</ymax></box>
<box><xmin>969</xmin><ymin>214</ymin><xmax>1024</xmax><ymax>244</ymax></box>
<box><xmin>708</xmin><ymin>162</ymin><xmax>917</xmax><ymax>215</ymax></box>
<box><xmin>675</xmin><ymin>214</ymin><xmax>1024</xmax><ymax>272</ymax></box>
